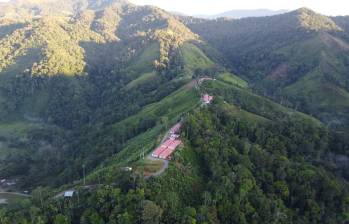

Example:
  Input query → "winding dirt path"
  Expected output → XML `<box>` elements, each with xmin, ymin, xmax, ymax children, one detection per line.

<box><xmin>145</xmin><ymin>155</ymin><xmax>169</xmax><ymax>178</ymax></box>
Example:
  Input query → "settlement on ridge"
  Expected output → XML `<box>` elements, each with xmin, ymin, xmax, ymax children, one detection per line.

<box><xmin>151</xmin><ymin>123</ymin><xmax>182</xmax><ymax>160</ymax></box>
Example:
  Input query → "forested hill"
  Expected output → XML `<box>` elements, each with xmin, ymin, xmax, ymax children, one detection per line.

<box><xmin>0</xmin><ymin>0</ymin><xmax>130</xmax><ymax>19</ymax></box>
<box><xmin>0</xmin><ymin>1</ymin><xmax>348</xmax><ymax>223</ymax></box>
<box><xmin>0</xmin><ymin>0</ymin><xmax>207</xmax><ymax>189</ymax></box>
<box><xmin>0</xmin><ymin>0</ymin><xmax>197</xmax><ymax>77</ymax></box>
<box><xmin>182</xmin><ymin>8</ymin><xmax>349</xmax><ymax>130</ymax></box>
<box><xmin>1</xmin><ymin>79</ymin><xmax>349</xmax><ymax>223</ymax></box>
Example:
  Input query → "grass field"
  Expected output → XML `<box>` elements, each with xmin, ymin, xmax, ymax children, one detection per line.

<box><xmin>0</xmin><ymin>121</ymin><xmax>35</xmax><ymax>137</ymax></box>
<box><xmin>285</xmin><ymin>69</ymin><xmax>349</xmax><ymax>111</ymax></box>
<box><xmin>111</xmin><ymin>85</ymin><xmax>200</xmax><ymax>131</ymax></box>
<box><xmin>205</xmin><ymin>80</ymin><xmax>323</xmax><ymax>126</ymax></box>
<box><xmin>218</xmin><ymin>72</ymin><xmax>248</xmax><ymax>88</ymax></box>
<box><xmin>0</xmin><ymin>120</ymin><xmax>50</xmax><ymax>160</ymax></box>
<box><xmin>0</xmin><ymin>121</ymin><xmax>36</xmax><ymax>159</ymax></box>
<box><xmin>126</xmin><ymin>42</ymin><xmax>160</xmax><ymax>76</ymax></box>
<box><xmin>0</xmin><ymin>192</ymin><xmax>30</xmax><ymax>205</ymax></box>
<box><xmin>125</xmin><ymin>71</ymin><xmax>157</xmax><ymax>90</ymax></box>
<box><xmin>221</xmin><ymin>103</ymin><xmax>270</xmax><ymax>124</ymax></box>
<box><xmin>135</xmin><ymin>159</ymin><xmax>165</xmax><ymax>177</ymax></box>
<box><xmin>180</xmin><ymin>42</ymin><xmax>214</xmax><ymax>70</ymax></box>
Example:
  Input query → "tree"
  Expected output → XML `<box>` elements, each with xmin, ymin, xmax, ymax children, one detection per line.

<box><xmin>81</xmin><ymin>209</ymin><xmax>105</xmax><ymax>224</ymax></box>
<box><xmin>0</xmin><ymin>208</ymin><xmax>10</xmax><ymax>224</ymax></box>
<box><xmin>53</xmin><ymin>214</ymin><xmax>70</xmax><ymax>224</ymax></box>
<box><xmin>142</xmin><ymin>200</ymin><xmax>163</xmax><ymax>224</ymax></box>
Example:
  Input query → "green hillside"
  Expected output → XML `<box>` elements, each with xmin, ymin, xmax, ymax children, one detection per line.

<box><xmin>180</xmin><ymin>42</ymin><xmax>215</xmax><ymax>70</ymax></box>
<box><xmin>2</xmin><ymin>76</ymin><xmax>348</xmax><ymax>223</ymax></box>
<box><xmin>185</xmin><ymin>9</ymin><xmax>349</xmax><ymax>129</ymax></box>
<box><xmin>77</xmin><ymin>76</ymin><xmax>325</xmax><ymax>188</ymax></box>
<box><xmin>203</xmin><ymin>80</ymin><xmax>322</xmax><ymax>126</ymax></box>
<box><xmin>218</xmin><ymin>72</ymin><xmax>248</xmax><ymax>88</ymax></box>
<box><xmin>0</xmin><ymin>0</ymin><xmax>205</xmax><ymax>190</ymax></box>
<box><xmin>0</xmin><ymin>1</ymin><xmax>348</xmax><ymax>223</ymax></box>
<box><xmin>87</xmin><ymin>86</ymin><xmax>200</xmax><ymax>181</ymax></box>
<box><xmin>125</xmin><ymin>43</ymin><xmax>160</xmax><ymax>77</ymax></box>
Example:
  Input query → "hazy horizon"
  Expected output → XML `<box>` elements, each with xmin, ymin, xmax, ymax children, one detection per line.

<box><xmin>129</xmin><ymin>0</ymin><xmax>348</xmax><ymax>16</ymax></box>
<box><xmin>0</xmin><ymin>0</ymin><xmax>347</xmax><ymax>17</ymax></box>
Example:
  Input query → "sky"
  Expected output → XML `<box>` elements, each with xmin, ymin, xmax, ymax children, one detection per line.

<box><xmin>129</xmin><ymin>0</ymin><xmax>348</xmax><ymax>16</ymax></box>
<box><xmin>0</xmin><ymin>0</ymin><xmax>347</xmax><ymax>16</ymax></box>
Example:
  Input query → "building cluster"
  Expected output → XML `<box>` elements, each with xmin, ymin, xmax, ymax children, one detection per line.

<box><xmin>151</xmin><ymin>123</ymin><xmax>182</xmax><ymax>160</ymax></box>
<box><xmin>202</xmin><ymin>94</ymin><xmax>214</xmax><ymax>104</ymax></box>
<box><xmin>151</xmin><ymin>93</ymin><xmax>214</xmax><ymax>161</ymax></box>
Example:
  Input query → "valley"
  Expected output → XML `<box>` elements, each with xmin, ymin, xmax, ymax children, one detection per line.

<box><xmin>0</xmin><ymin>0</ymin><xmax>348</xmax><ymax>223</ymax></box>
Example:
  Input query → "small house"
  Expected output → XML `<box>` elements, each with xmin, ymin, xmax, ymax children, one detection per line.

<box><xmin>202</xmin><ymin>94</ymin><xmax>214</xmax><ymax>104</ymax></box>
<box><xmin>64</xmin><ymin>190</ymin><xmax>75</xmax><ymax>198</ymax></box>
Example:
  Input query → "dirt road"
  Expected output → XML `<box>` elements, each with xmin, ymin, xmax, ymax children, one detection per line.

<box><xmin>146</xmin><ymin>155</ymin><xmax>169</xmax><ymax>178</ymax></box>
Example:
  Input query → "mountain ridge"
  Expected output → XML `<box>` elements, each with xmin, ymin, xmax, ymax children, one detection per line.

<box><xmin>196</xmin><ymin>8</ymin><xmax>289</xmax><ymax>19</ymax></box>
<box><xmin>0</xmin><ymin>0</ymin><xmax>198</xmax><ymax>76</ymax></box>
<box><xmin>183</xmin><ymin>7</ymin><xmax>349</xmax><ymax>128</ymax></box>
<box><xmin>0</xmin><ymin>1</ymin><xmax>348</xmax><ymax>223</ymax></box>
<box><xmin>0</xmin><ymin>0</ymin><xmax>133</xmax><ymax>19</ymax></box>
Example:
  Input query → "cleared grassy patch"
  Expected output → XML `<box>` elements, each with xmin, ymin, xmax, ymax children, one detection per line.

<box><xmin>218</xmin><ymin>72</ymin><xmax>248</xmax><ymax>88</ymax></box>
<box><xmin>0</xmin><ymin>192</ymin><xmax>30</xmax><ymax>205</ymax></box>
<box><xmin>126</xmin><ymin>42</ymin><xmax>160</xmax><ymax>75</ymax></box>
<box><xmin>221</xmin><ymin>103</ymin><xmax>270</xmax><ymax>124</ymax></box>
<box><xmin>285</xmin><ymin>70</ymin><xmax>349</xmax><ymax>111</ymax></box>
<box><xmin>0</xmin><ymin>121</ymin><xmax>44</xmax><ymax>159</ymax></box>
<box><xmin>0</xmin><ymin>121</ymin><xmax>36</xmax><ymax>138</ymax></box>
<box><xmin>125</xmin><ymin>71</ymin><xmax>157</xmax><ymax>90</ymax></box>
<box><xmin>205</xmin><ymin>80</ymin><xmax>323</xmax><ymax>126</ymax></box>
<box><xmin>180</xmin><ymin>42</ymin><xmax>214</xmax><ymax>70</ymax></box>
<box><xmin>135</xmin><ymin>159</ymin><xmax>164</xmax><ymax>177</ymax></box>
<box><xmin>111</xmin><ymin>86</ymin><xmax>200</xmax><ymax>131</ymax></box>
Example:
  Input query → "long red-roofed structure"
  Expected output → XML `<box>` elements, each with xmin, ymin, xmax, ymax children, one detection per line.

<box><xmin>151</xmin><ymin>123</ymin><xmax>182</xmax><ymax>160</ymax></box>
<box><xmin>168</xmin><ymin>140</ymin><xmax>182</xmax><ymax>150</ymax></box>
<box><xmin>170</xmin><ymin>123</ymin><xmax>181</xmax><ymax>134</ymax></box>
<box><xmin>162</xmin><ymin>139</ymin><xmax>174</xmax><ymax>148</ymax></box>
<box><xmin>151</xmin><ymin>146</ymin><xmax>166</xmax><ymax>158</ymax></box>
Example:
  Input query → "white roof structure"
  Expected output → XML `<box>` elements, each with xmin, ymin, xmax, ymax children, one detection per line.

<box><xmin>64</xmin><ymin>190</ymin><xmax>75</xmax><ymax>197</ymax></box>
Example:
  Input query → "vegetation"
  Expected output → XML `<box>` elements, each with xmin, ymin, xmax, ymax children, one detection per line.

<box><xmin>218</xmin><ymin>72</ymin><xmax>248</xmax><ymax>88</ymax></box>
<box><xmin>0</xmin><ymin>1</ymin><xmax>348</xmax><ymax>223</ymax></box>
<box><xmin>1</xmin><ymin>98</ymin><xmax>348</xmax><ymax>223</ymax></box>
<box><xmin>184</xmin><ymin>8</ymin><xmax>349</xmax><ymax>129</ymax></box>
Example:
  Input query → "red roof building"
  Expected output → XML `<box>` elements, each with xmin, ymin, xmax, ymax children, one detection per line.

<box><xmin>158</xmin><ymin>148</ymin><xmax>174</xmax><ymax>160</ymax></box>
<box><xmin>151</xmin><ymin>123</ymin><xmax>183</xmax><ymax>160</ymax></box>
<box><xmin>158</xmin><ymin>140</ymin><xmax>182</xmax><ymax>159</ymax></box>
<box><xmin>168</xmin><ymin>140</ymin><xmax>182</xmax><ymax>150</ymax></box>
<box><xmin>202</xmin><ymin>94</ymin><xmax>213</xmax><ymax>104</ymax></box>
<box><xmin>163</xmin><ymin>139</ymin><xmax>174</xmax><ymax>147</ymax></box>
<box><xmin>151</xmin><ymin>146</ymin><xmax>167</xmax><ymax>158</ymax></box>
<box><xmin>170</xmin><ymin>123</ymin><xmax>182</xmax><ymax>134</ymax></box>
<box><xmin>152</xmin><ymin>139</ymin><xmax>182</xmax><ymax>160</ymax></box>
